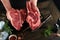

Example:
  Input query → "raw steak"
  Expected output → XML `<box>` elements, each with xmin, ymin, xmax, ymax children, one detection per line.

<box><xmin>6</xmin><ymin>8</ymin><xmax>26</xmax><ymax>31</ymax></box>
<box><xmin>26</xmin><ymin>1</ymin><xmax>41</xmax><ymax>30</ymax></box>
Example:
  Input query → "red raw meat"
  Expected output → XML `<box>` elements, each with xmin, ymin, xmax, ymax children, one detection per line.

<box><xmin>26</xmin><ymin>1</ymin><xmax>41</xmax><ymax>30</ymax></box>
<box><xmin>6</xmin><ymin>8</ymin><xmax>26</xmax><ymax>31</ymax></box>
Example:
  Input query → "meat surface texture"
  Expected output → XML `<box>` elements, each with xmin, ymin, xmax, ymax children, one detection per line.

<box><xmin>6</xmin><ymin>1</ymin><xmax>41</xmax><ymax>31</ymax></box>
<box><xmin>26</xmin><ymin>1</ymin><xmax>41</xmax><ymax>30</ymax></box>
<box><xmin>6</xmin><ymin>8</ymin><xmax>26</xmax><ymax>31</ymax></box>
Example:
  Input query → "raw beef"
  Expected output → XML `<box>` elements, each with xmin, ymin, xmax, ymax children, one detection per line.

<box><xmin>26</xmin><ymin>1</ymin><xmax>41</xmax><ymax>30</ymax></box>
<box><xmin>6</xmin><ymin>8</ymin><xmax>26</xmax><ymax>31</ymax></box>
<box><xmin>6</xmin><ymin>1</ymin><xmax>41</xmax><ymax>31</ymax></box>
